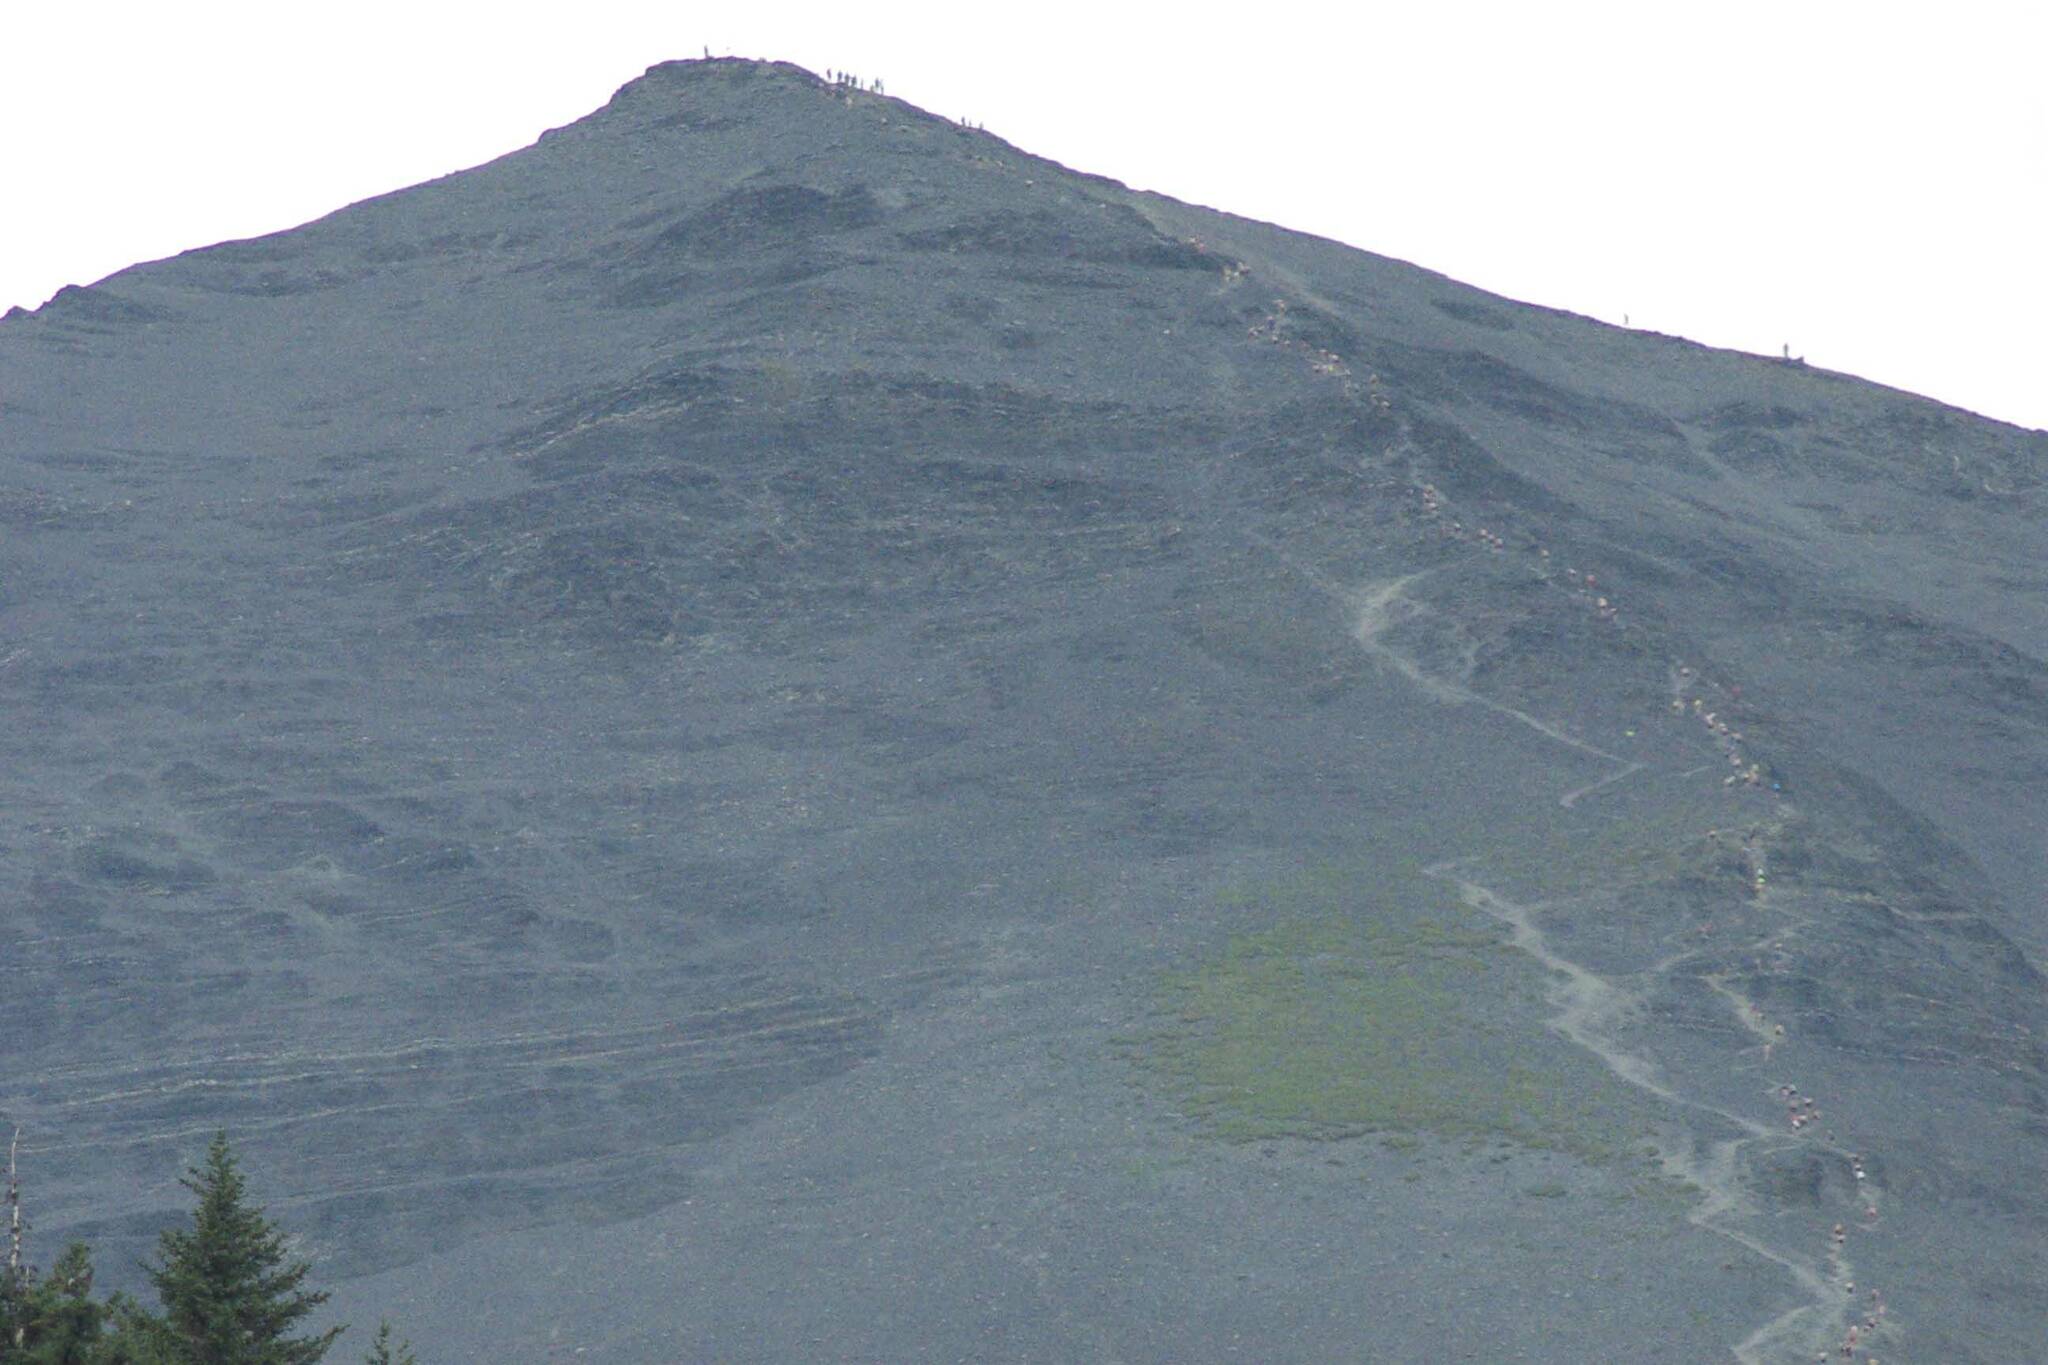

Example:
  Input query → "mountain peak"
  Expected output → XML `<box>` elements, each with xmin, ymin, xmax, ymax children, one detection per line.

<box><xmin>3</xmin><ymin>55</ymin><xmax>2044</xmax><ymax>1365</ymax></box>
<box><xmin>592</xmin><ymin>54</ymin><xmax>824</xmax><ymax>118</ymax></box>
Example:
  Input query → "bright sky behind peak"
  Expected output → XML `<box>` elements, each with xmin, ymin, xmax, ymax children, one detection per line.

<box><xmin>5</xmin><ymin>1</ymin><xmax>2043</xmax><ymax>430</ymax></box>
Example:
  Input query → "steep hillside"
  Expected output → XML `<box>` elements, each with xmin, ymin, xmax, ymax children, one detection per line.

<box><xmin>3</xmin><ymin>59</ymin><xmax>2043</xmax><ymax>1362</ymax></box>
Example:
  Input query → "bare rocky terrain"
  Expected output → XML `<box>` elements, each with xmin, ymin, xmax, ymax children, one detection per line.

<box><xmin>3</xmin><ymin>58</ymin><xmax>2045</xmax><ymax>1362</ymax></box>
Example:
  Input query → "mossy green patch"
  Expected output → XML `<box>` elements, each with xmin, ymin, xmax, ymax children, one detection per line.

<box><xmin>1133</xmin><ymin>871</ymin><xmax>1651</xmax><ymax>1161</ymax></box>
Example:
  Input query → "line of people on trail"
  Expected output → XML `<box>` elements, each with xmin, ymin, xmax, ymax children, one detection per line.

<box><xmin>1700</xmin><ymin>826</ymin><xmax>1773</xmax><ymax>923</ymax></box>
<box><xmin>1407</xmin><ymin>480</ymin><xmax>1787</xmax><ymax>801</ymax></box>
<box><xmin>1670</xmin><ymin>662</ymin><xmax>1772</xmax><ymax>791</ymax></box>
<box><xmin>1243</xmin><ymin>285</ymin><xmax>1898</xmax><ymax>1362</ymax></box>
<box><xmin>1819</xmin><ymin>1285</ymin><xmax>1887</xmax><ymax>1362</ymax></box>
<box><xmin>823</xmin><ymin>69</ymin><xmax>884</xmax><ymax>94</ymax></box>
<box><xmin>1410</xmin><ymin>482</ymin><xmax>1626</xmax><ymax>631</ymax></box>
<box><xmin>1755</xmin><ymin>952</ymin><xmax>1890</xmax><ymax>1360</ymax></box>
<box><xmin>1389</xmin><ymin>383</ymin><xmax>1902</xmax><ymax>1363</ymax></box>
<box><xmin>1241</xmin><ymin>296</ymin><xmax>1384</xmax><ymax>405</ymax></box>
<box><xmin>1710</xmin><ymin>899</ymin><xmax>1895</xmax><ymax>1359</ymax></box>
<box><xmin>1773</xmin><ymin>1077</ymin><xmax>1891</xmax><ymax>1360</ymax></box>
<box><xmin>1699</xmin><ymin>812</ymin><xmax>1891</xmax><ymax>1360</ymax></box>
<box><xmin>1691</xmin><ymin>868</ymin><xmax>1894</xmax><ymax>1361</ymax></box>
<box><xmin>1409</xmin><ymin>476</ymin><xmax>1792</xmax><ymax>804</ymax></box>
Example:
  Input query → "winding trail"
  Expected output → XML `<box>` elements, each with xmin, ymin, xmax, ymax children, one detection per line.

<box><xmin>1556</xmin><ymin>761</ymin><xmax>1646</xmax><ymax>811</ymax></box>
<box><xmin>1350</xmin><ymin>575</ymin><xmax>1645</xmax><ymax>808</ymax></box>
<box><xmin>1210</xmin><ymin>260</ymin><xmax>1921</xmax><ymax>1351</ymax></box>
<box><xmin>1251</xmin><ymin>543</ymin><xmax>1891</xmax><ymax>1361</ymax></box>
<box><xmin>1256</xmin><ymin>541</ymin><xmax>1647</xmax><ymax>809</ymax></box>
<box><xmin>1427</xmin><ymin>864</ymin><xmax>1855</xmax><ymax>1364</ymax></box>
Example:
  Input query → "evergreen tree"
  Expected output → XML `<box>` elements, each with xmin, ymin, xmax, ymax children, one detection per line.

<box><xmin>359</xmin><ymin>1321</ymin><xmax>415</xmax><ymax>1365</ymax></box>
<box><xmin>4</xmin><ymin>1243</ymin><xmax>109</xmax><ymax>1364</ymax></box>
<box><xmin>139</xmin><ymin>1133</ymin><xmax>342</xmax><ymax>1365</ymax></box>
<box><xmin>89</xmin><ymin>1294</ymin><xmax>173</xmax><ymax>1365</ymax></box>
<box><xmin>0</xmin><ymin>1130</ymin><xmax>107</xmax><ymax>1364</ymax></box>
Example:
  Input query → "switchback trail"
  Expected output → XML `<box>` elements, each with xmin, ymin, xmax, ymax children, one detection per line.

<box><xmin>1252</xmin><ymin>539</ymin><xmax>1645</xmax><ymax>808</ymax></box>
<box><xmin>1349</xmin><ymin>573</ymin><xmax>1645</xmax><ymax>808</ymax></box>
<box><xmin>1249</xmin><ymin>540</ymin><xmax>1889</xmax><ymax>1362</ymax></box>
<box><xmin>1425</xmin><ymin>865</ymin><xmax>1855</xmax><ymax>1365</ymax></box>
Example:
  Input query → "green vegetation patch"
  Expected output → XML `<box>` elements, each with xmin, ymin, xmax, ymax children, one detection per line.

<box><xmin>1135</xmin><ymin>889</ymin><xmax>1643</xmax><ymax>1160</ymax></box>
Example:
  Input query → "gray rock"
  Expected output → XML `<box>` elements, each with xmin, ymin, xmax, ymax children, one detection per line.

<box><xmin>3</xmin><ymin>57</ymin><xmax>2042</xmax><ymax>1363</ymax></box>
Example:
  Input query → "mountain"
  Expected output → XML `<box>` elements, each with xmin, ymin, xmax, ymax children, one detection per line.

<box><xmin>3</xmin><ymin>57</ymin><xmax>2044</xmax><ymax>1363</ymax></box>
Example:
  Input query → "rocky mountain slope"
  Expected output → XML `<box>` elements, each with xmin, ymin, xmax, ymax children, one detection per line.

<box><xmin>3</xmin><ymin>58</ymin><xmax>2044</xmax><ymax>1362</ymax></box>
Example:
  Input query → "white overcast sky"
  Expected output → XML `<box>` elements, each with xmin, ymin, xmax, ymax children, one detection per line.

<box><xmin>5</xmin><ymin>2</ymin><xmax>2043</xmax><ymax>430</ymax></box>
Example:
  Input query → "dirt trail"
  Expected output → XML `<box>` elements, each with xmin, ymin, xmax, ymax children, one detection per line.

<box><xmin>1428</xmin><ymin>865</ymin><xmax>1852</xmax><ymax>1363</ymax></box>
<box><xmin>1556</xmin><ymin>761</ymin><xmax>1646</xmax><ymax>810</ymax></box>
<box><xmin>1350</xmin><ymin>574</ymin><xmax>1643</xmax><ymax>804</ymax></box>
<box><xmin>1281</xmin><ymin>555</ymin><xmax>1879</xmax><ymax>1361</ymax></box>
<box><xmin>1258</xmin><ymin>548</ymin><xmax>1646</xmax><ymax>807</ymax></box>
<box><xmin>1348</xmin><ymin>573</ymin><xmax>1469</xmax><ymax>706</ymax></box>
<box><xmin>1236</xmin><ymin>403</ymin><xmax>1903</xmax><ymax>1359</ymax></box>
